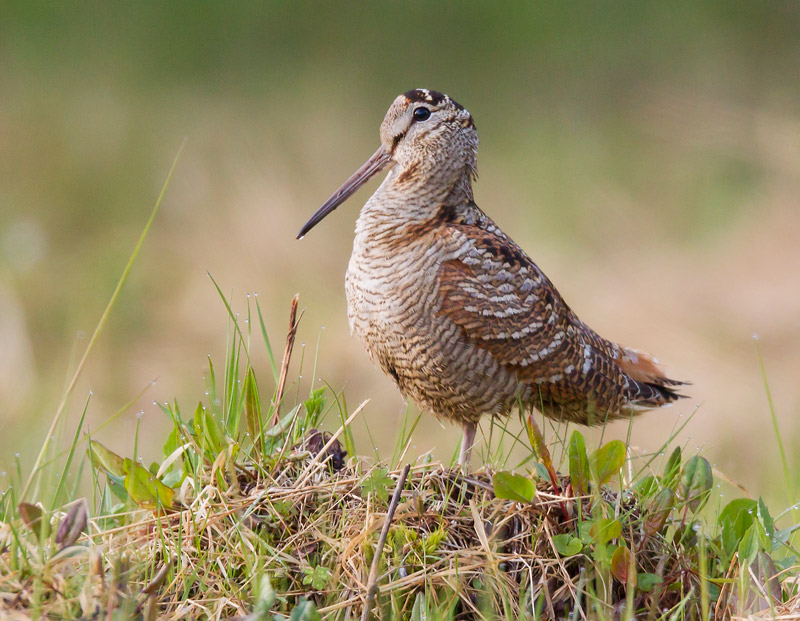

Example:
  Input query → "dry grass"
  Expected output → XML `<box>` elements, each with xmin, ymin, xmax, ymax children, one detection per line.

<box><xmin>1</xmin><ymin>285</ymin><xmax>798</xmax><ymax>619</ymax></box>
<box><xmin>2</xmin><ymin>439</ymin><xmax>799</xmax><ymax>619</ymax></box>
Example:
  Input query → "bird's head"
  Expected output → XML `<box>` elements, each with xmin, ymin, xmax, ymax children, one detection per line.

<box><xmin>297</xmin><ymin>89</ymin><xmax>477</xmax><ymax>239</ymax></box>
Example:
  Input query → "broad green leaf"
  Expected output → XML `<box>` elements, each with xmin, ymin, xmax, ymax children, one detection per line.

<box><xmin>87</xmin><ymin>440</ymin><xmax>125</xmax><ymax>478</ymax></box>
<box><xmin>568</xmin><ymin>430</ymin><xmax>590</xmax><ymax>495</ymax></box>
<box><xmin>493</xmin><ymin>471</ymin><xmax>536</xmax><ymax>503</ymax></box>
<box><xmin>611</xmin><ymin>545</ymin><xmax>633</xmax><ymax>584</ymax></box>
<box><xmin>590</xmin><ymin>518</ymin><xmax>622</xmax><ymax>545</ymax></box>
<box><xmin>410</xmin><ymin>593</ymin><xmax>427</xmax><ymax>621</ymax></box>
<box><xmin>552</xmin><ymin>533</ymin><xmax>582</xmax><ymax>557</ymax></box>
<box><xmin>644</xmin><ymin>488</ymin><xmax>675</xmax><ymax>536</ymax></box>
<box><xmin>252</xmin><ymin>573</ymin><xmax>276</xmax><ymax>617</ymax></box>
<box><xmin>107</xmin><ymin>473</ymin><xmax>129</xmax><ymax>503</ymax></box>
<box><xmin>593</xmin><ymin>541</ymin><xmax>613</xmax><ymax>566</ymax></box>
<box><xmin>720</xmin><ymin>498</ymin><xmax>757</xmax><ymax>557</ymax></box>
<box><xmin>289</xmin><ymin>599</ymin><xmax>322</xmax><ymax>621</ymax></box>
<box><xmin>265</xmin><ymin>405</ymin><xmax>301</xmax><ymax>438</ymax></box>
<box><xmin>161</xmin><ymin>469</ymin><xmax>183</xmax><ymax>489</ymax></box>
<box><xmin>757</xmin><ymin>497</ymin><xmax>775</xmax><ymax>542</ymax></box>
<box><xmin>590</xmin><ymin>440</ymin><xmax>626</xmax><ymax>485</ymax></box>
<box><xmin>774</xmin><ymin>523</ymin><xmax>800</xmax><ymax>547</ymax></box>
<box><xmin>720</xmin><ymin>497</ymin><xmax>757</xmax><ymax>524</ymax></box>
<box><xmin>533</xmin><ymin>462</ymin><xmax>549</xmax><ymax>481</ymax></box>
<box><xmin>360</xmin><ymin>467</ymin><xmax>394</xmax><ymax>504</ymax></box>
<box><xmin>122</xmin><ymin>458</ymin><xmax>174</xmax><ymax>509</ymax></box>
<box><xmin>203</xmin><ymin>401</ymin><xmax>227</xmax><ymax>451</ymax></box>
<box><xmin>162</xmin><ymin>425</ymin><xmax>183</xmax><ymax>459</ymax></box>
<box><xmin>637</xmin><ymin>572</ymin><xmax>663</xmax><ymax>592</ymax></box>
<box><xmin>301</xmin><ymin>565</ymin><xmax>332</xmax><ymax>590</ymax></box>
<box><xmin>578</xmin><ymin>519</ymin><xmax>594</xmax><ymax>545</ymax></box>
<box><xmin>678</xmin><ymin>455</ymin><xmax>713</xmax><ymax>512</ymax></box>
<box><xmin>738</xmin><ymin>521</ymin><xmax>763</xmax><ymax>565</ymax></box>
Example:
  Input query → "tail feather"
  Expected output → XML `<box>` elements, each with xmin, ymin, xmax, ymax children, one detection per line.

<box><xmin>632</xmin><ymin>380</ymin><xmax>689</xmax><ymax>408</ymax></box>
<box><xmin>617</xmin><ymin>347</ymin><xmax>674</xmax><ymax>384</ymax></box>
<box><xmin>616</xmin><ymin>347</ymin><xmax>689</xmax><ymax>408</ymax></box>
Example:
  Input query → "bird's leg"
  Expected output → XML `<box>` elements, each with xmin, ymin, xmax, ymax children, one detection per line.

<box><xmin>458</xmin><ymin>421</ymin><xmax>477</xmax><ymax>470</ymax></box>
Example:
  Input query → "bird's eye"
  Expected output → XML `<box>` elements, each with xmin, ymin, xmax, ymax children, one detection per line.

<box><xmin>413</xmin><ymin>107</ymin><xmax>431</xmax><ymax>122</ymax></box>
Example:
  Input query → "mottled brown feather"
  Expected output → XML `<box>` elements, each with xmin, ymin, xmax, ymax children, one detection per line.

<box><xmin>436</xmin><ymin>207</ymin><xmax>685</xmax><ymax>424</ymax></box>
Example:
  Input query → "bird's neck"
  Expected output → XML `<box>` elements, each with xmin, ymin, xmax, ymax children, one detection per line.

<box><xmin>357</xmin><ymin>157</ymin><xmax>474</xmax><ymax>237</ymax></box>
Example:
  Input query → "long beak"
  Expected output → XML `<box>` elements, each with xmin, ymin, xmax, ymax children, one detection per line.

<box><xmin>296</xmin><ymin>146</ymin><xmax>391</xmax><ymax>239</ymax></box>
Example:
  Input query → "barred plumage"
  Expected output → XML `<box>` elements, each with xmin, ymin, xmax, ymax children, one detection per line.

<box><xmin>298</xmin><ymin>89</ymin><xmax>688</xmax><ymax>467</ymax></box>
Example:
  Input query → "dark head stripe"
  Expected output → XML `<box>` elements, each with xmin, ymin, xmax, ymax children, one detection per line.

<box><xmin>401</xmin><ymin>89</ymin><xmax>475</xmax><ymax>130</ymax></box>
<box><xmin>403</xmin><ymin>88</ymin><xmax>466</xmax><ymax>111</ymax></box>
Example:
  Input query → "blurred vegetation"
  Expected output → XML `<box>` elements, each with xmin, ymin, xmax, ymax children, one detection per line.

<box><xmin>1</xmin><ymin>3</ymin><xmax>799</xmax><ymax>505</ymax></box>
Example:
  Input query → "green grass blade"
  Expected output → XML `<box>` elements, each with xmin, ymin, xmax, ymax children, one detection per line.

<box><xmin>22</xmin><ymin>140</ymin><xmax>186</xmax><ymax>501</ymax></box>
<box><xmin>207</xmin><ymin>273</ymin><xmax>253</xmax><ymax>370</ymax></box>
<box><xmin>255</xmin><ymin>295</ymin><xmax>279</xmax><ymax>384</ymax></box>
<box><xmin>38</xmin><ymin>378</ymin><xmax>155</xmax><ymax>476</ymax></box>
<box><xmin>755</xmin><ymin>340</ymin><xmax>795</xmax><ymax>504</ymax></box>
<box><xmin>50</xmin><ymin>393</ymin><xmax>91</xmax><ymax>509</ymax></box>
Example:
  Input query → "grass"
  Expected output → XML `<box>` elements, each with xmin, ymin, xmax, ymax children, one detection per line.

<box><xmin>1</xmin><ymin>175</ymin><xmax>799</xmax><ymax>619</ymax></box>
<box><xmin>2</xmin><ymin>285</ymin><xmax>799</xmax><ymax>619</ymax></box>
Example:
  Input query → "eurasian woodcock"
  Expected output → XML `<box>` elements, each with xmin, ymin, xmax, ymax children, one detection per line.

<box><xmin>298</xmin><ymin>89</ymin><xmax>687</xmax><ymax>467</ymax></box>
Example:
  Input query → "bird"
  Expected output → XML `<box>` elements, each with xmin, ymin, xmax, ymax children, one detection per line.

<box><xmin>297</xmin><ymin>89</ymin><xmax>688</xmax><ymax>468</ymax></box>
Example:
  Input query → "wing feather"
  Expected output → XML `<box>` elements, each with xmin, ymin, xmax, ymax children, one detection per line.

<box><xmin>437</xmin><ymin>213</ymin><xmax>685</xmax><ymax>421</ymax></box>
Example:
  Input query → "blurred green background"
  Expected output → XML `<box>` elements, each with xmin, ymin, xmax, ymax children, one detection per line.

<box><xmin>2</xmin><ymin>3</ymin><xmax>799</xmax><ymax>505</ymax></box>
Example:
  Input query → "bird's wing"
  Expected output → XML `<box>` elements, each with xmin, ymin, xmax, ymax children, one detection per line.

<box><xmin>437</xmin><ymin>215</ymin><xmax>684</xmax><ymax>417</ymax></box>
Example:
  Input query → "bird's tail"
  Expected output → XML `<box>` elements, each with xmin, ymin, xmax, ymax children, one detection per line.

<box><xmin>616</xmin><ymin>346</ymin><xmax>690</xmax><ymax>408</ymax></box>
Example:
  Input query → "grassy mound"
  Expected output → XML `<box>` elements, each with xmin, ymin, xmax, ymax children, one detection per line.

<box><xmin>2</xmin><ymin>294</ymin><xmax>799</xmax><ymax>619</ymax></box>
<box><xmin>2</xmin><ymin>446</ymin><xmax>799</xmax><ymax>618</ymax></box>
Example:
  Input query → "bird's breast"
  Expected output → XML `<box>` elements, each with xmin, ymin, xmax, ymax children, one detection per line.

<box><xmin>342</xmin><ymin>217</ymin><xmax>521</xmax><ymax>422</ymax></box>
<box><xmin>345</xmin><ymin>227</ymin><xmax>443</xmax><ymax>344</ymax></box>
